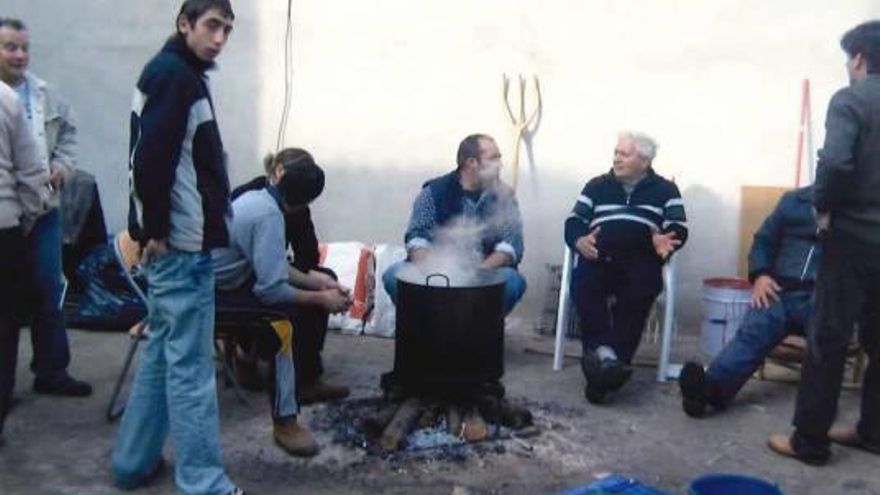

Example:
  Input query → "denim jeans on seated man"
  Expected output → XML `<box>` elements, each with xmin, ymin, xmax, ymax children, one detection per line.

<box><xmin>704</xmin><ymin>289</ymin><xmax>812</xmax><ymax>407</ymax></box>
<box><xmin>112</xmin><ymin>251</ymin><xmax>234</xmax><ymax>495</ymax></box>
<box><xmin>382</xmin><ymin>260</ymin><xmax>527</xmax><ymax>316</ymax></box>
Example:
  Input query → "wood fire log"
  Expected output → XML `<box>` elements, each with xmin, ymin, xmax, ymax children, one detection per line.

<box><xmin>364</xmin><ymin>402</ymin><xmax>400</xmax><ymax>438</ymax></box>
<box><xmin>380</xmin><ymin>397</ymin><xmax>423</xmax><ymax>451</ymax></box>
<box><xmin>498</xmin><ymin>398</ymin><xmax>533</xmax><ymax>430</ymax></box>
<box><xmin>462</xmin><ymin>408</ymin><xmax>489</xmax><ymax>442</ymax></box>
<box><xmin>474</xmin><ymin>394</ymin><xmax>502</xmax><ymax>424</ymax></box>
<box><xmin>446</xmin><ymin>404</ymin><xmax>464</xmax><ymax>437</ymax></box>
<box><xmin>417</xmin><ymin>402</ymin><xmax>443</xmax><ymax>429</ymax></box>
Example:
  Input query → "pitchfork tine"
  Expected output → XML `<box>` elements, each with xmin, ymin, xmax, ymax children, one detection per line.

<box><xmin>502</xmin><ymin>74</ymin><xmax>517</xmax><ymax>124</ymax></box>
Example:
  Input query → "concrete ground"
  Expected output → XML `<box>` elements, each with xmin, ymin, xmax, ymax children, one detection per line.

<box><xmin>0</xmin><ymin>319</ymin><xmax>877</xmax><ymax>495</ymax></box>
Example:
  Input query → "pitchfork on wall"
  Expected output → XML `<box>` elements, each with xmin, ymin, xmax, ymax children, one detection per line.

<box><xmin>502</xmin><ymin>74</ymin><xmax>543</xmax><ymax>190</ymax></box>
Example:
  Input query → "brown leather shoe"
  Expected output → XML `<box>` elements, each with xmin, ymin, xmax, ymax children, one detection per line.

<box><xmin>298</xmin><ymin>379</ymin><xmax>350</xmax><ymax>405</ymax></box>
<box><xmin>828</xmin><ymin>425</ymin><xmax>880</xmax><ymax>454</ymax></box>
<box><xmin>768</xmin><ymin>434</ymin><xmax>828</xmax><ymax>465</ymax></box>
<box><xmin>768</xmin><ymin>434</ymin><xmax>798</xmax><ymax>458</ymax></box>
<box><xmin>273</xmin><ymin>418</ymin><xmax>319</xmax><ymax>457</ymax></box>
<box><xmin>828</xmin><ymin>426</ymin><xmax>860</xmax><ymax>447</ymax></box>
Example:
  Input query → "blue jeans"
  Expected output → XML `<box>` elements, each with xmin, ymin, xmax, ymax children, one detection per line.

<box><xmin>25</xmin><ymin>210</ymin><xmax>71</xmax><ymax>382</ymax></box>
<box><xmin>706</xmin><ymin>289</ymin><xmax>812</xmax><ymax>405</ymax></box>
<box><xmin>112</xmin><ymin>250</ymin><xmax>233</xmax><ymax>495</ymax></box>
<box><xmin>382</xmin><ymin>261</ymin><xmax>527</xmax><ymax>315</ymax></box>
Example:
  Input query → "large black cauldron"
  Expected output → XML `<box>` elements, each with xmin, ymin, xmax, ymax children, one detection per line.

<box><xmin>389</xmin><ymin>268</ymin><xmax>506</xmax><ymax>396</ymax></box>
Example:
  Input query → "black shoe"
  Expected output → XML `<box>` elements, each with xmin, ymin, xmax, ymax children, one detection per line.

<box><xmin>600</xmin><ymin>359</ymin><xmax>633</xmax><ymax>392</ymax></box>
<box><xmin>581</xmin><ymin>350</ymin><xmax>603</xmax><ymax>382</ymax></box>
<box><xmin>679</xmin><ymin>361</ymin><xmax>707</xmax><ymax>418</ymax></box>
<box><xmin>34</xmin><ymin>376</ymin><xmax>93</xmax><ymax>397</ymax></box>
<box><xmin>584</xmin><ymin>383</ymin><xmax>608</xmax><ymax>405</ymax></box>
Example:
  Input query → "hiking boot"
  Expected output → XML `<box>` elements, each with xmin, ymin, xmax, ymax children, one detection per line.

<box><xmin>298</xmin><ymin>379</ymin><xmax>350</xmax><ymax>405</ymax></box>
<box><xmin>679</xmin><ymin>361</ymin><xmax>707</xmax><ymax>418</ymax></box>
<box><xmin>828</xmin><ymin>426</ymin><xmax>880</xmax><ymax>455</ymax></box>
<box><xmin>274</xmin><ymin>418</ymin><xmax>319</xmax><ymax>457</ymax></box>
<box><xmin>33</xmin><ymin>375</ymin><xmax>92</xmax><ymax>397</ymax></box>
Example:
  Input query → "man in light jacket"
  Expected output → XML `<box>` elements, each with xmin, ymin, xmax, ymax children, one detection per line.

<box><xmin>0</xmin><ymin>17</ymin><xmax>90</xmax><ymax>397</ymax></box>
<box><xmin>0</xmin><ymin>79</ymin><xmax>49</xmax><ymax>443</ymax></box>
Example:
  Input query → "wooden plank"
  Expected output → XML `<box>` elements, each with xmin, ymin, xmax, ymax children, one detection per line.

<box><xmin>738</xmin><ymin>186</ymin><xmax>790</xmax><ymax>277</ymax></box>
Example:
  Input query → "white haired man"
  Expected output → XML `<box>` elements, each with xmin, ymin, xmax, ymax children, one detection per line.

<box><xmin>564</xmin><ymin>132</ymin><xmax>688</xmax><ymax>404</ymax></box>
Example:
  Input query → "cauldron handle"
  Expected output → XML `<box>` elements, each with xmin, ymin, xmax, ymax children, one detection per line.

<box><xmin>425</xmin><ymin>273</ymin><xmax>451</xmax><ymax>287</ymax></box>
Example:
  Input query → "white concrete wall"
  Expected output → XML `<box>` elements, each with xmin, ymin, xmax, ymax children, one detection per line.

<box><xmin>6</xmin><ymin>0</ymin><xmax>879</xmax><ymax>329</ymax></box>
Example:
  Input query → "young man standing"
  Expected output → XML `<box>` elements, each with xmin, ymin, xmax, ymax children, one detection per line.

<box><xmin>0</xmin><ymin>18</ymin><xmax>90</xmax><ymax>397</ymax></box>
<box><xmin>111</xmin><ymin>2</ymin><xmax>243</xmax><ymax>493</ymax></box>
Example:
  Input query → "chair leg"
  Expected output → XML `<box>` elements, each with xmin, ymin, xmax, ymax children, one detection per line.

<box><xmin>106</xmin><ymin>337</ymin><xmax>142</xmax><ymax>423</ymax></box>
<box><xmin>214</xmin><ymin>337</ymin><xmax>249</xmax><ymax>406</ymax></box>
<box><xmin>852</xmin><ymin>349</ymin><xmax>867</xmax><ymax>385</ymax></box>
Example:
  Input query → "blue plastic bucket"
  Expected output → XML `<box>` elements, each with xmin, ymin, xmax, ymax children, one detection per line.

<box><xmin>689</xmin><ymin>474</ymin><xmax>783</xmax><ymax>495</ymax></box>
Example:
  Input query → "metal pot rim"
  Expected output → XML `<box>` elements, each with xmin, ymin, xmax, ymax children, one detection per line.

<box><xmin>396</xmin><ymin>267</ymin><xmax>507</xmax><ymax>288</ymax></box>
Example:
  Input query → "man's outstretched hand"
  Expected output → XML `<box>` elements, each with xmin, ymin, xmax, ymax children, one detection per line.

<box><xmin>652</xmin><ymin>231</ymin><xmax>681</xmax><ymax>260</ymax></box>
<box><xmin>576</xmin><ymin>227</ymin><xmax>601</xmax><ymax>260</ymax></box>
<box><xmin>751</xmin><ymin>274</ymin><xmax>781</xmax><ymax>309</ymax></box>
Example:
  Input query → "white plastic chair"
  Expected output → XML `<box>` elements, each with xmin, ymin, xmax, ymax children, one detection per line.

<box><xmin>552</xmin><ymin>246</ymin><xmax>681</xmax><ymax>382</ymax></box>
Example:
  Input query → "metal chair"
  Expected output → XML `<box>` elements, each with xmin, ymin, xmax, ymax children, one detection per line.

<box><xmin>105</xmin><ymin>232</ymin><xmax>289</xmax><ymax>422</ymax></box>
<box><xmin>552</xmin><ymin>246</ymin><xmax>681</xmax><ymax>382</ymax></box>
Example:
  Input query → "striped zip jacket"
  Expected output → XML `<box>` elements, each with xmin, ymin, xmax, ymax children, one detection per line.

<box><xmin>564</xmin><ymin>169</ymin><xmax>688</xmax><ymax>260</ymax></box>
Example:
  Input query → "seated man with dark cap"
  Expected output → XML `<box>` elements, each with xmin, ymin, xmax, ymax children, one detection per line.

<box><xmin>680</xmin><ymin>186</ymin><xmax>818</xmax><ymax>417</ymax></box>
<box><xmin>229</xmin><ymin>148</ymin><xmax>349</xmax><ymax>405</ymax></box>
<box><xmin>213</xmin><ymin>148</ymin><xmax>352</xmax><ymax>457</ymax></box>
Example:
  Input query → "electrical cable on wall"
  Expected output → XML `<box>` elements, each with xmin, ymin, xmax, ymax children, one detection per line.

<box><xmin>275</xmin><ymin>0</ymin><xmax>295</xmax><ymax>151</ymax></box>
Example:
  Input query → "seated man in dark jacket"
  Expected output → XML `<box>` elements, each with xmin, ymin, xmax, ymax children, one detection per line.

<box><xmin>680</xmin><ymin>185</ymin><xmax>818</xmax><ymax>418</ymax></box>
<box><xmin>382</xmin><ymin>133</ymin><xmax>527</xmax><ymax>315</ymax></box>
<box><xmin>565</xmin><ymin>132</ymin><xmax>688</xmax><ymax>404</ymax></box>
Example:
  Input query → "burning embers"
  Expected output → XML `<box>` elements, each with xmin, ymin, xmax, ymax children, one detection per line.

<box><xmin>367</xmin><ymin>377</ymin><xmax>535</xmax><ymax>452</ymax></box>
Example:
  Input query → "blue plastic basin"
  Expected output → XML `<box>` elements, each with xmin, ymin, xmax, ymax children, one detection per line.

<box><xmin>689</xmin><ymin>474</ymin><xmax>784</xmax><ymax>495</ymax></box>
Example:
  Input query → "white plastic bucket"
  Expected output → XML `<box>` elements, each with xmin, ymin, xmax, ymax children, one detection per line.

<box><xmin>700</xmin><ymin>277</ymin><xmax>752</xmax><ymax>358</ymax></box>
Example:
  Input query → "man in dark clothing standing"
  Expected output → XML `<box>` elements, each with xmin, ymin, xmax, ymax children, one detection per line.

<box><xmin>564</xmin><ymin>131</ymin><xmax>687</xmax><ymax>404</ymax></box>
<box><xmin>680</xmin><ymin>186</ymin><xmax>818</xmax><ymax>418</ymax></box>
<box><xmin>770</xmin><ymin>20</ymin><xmax>880</xmax><ymax>465</ymax></box>
<box><xmin>111</xmin><ymin>2</ymin><xmax>243</xmax><ymax>493</ymax></box>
